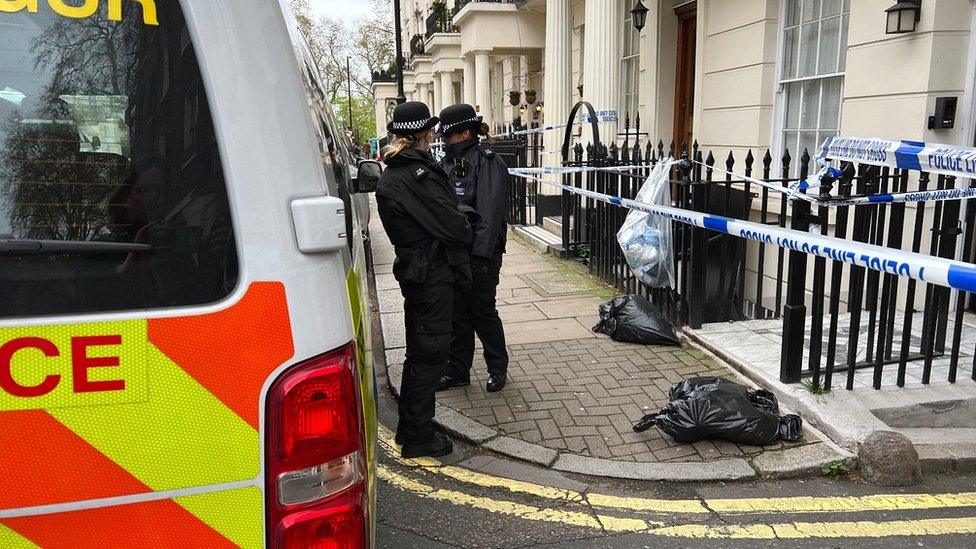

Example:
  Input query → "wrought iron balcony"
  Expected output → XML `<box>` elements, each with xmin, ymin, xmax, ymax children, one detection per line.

<box><xmin>424</xmin><ymin>4</ymin><xmax>457</xmax><ymax>38</ymax></box>
<box><xmin>371</xmin><ymin>66</ymin><xmax>397</xmax><ymax>83</ymax></box>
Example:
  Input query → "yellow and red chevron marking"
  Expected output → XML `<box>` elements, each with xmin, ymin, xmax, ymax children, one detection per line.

<box><xmin>0</xmin><ymin>486</ymin><xmax>263</xmax><ymax>548</ymax></box>
<box><xmin>0</xmin><ymin>282</ymin><xmax>294</xmax><ymax>547</ymax></box>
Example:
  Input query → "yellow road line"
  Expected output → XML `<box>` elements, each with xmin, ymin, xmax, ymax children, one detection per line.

<box><xmin>380</xmin><ymin>426</ymin><xmax>976</xmax><ymax>517</ymax></box>
<box><xmin>379</xmin><ymin>463</ymin><xmax>976</xmax><ymax>539</ymax></box>
<box><xmin>651</xmin><ymin>517</ymin><xmax>976</xmax><ymax>539</ymax></box>
<box><xmin>379</xmin><ymin>426</ymin><xmax>584</xmax><ymax>502</ymax></box>
<box><xmin>588</xmin><ymin>491</ymin><xmax>976</xmax><ymax>515</ymax></box>
<box><xmin>706</xmin><ymin>492</ymin><xmax>976</xmax><ymax>514</ymax></box>
<box><xmin>377</xmin><ymin>465</ymin><xmax>651</xmax><ymax>533</ymax></box>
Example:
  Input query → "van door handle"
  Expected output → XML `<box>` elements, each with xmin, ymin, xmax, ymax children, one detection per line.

<box><xmin>290</xmin><ymin>196</ymin><xmax>347</xmax><ymax>253</ymax></box>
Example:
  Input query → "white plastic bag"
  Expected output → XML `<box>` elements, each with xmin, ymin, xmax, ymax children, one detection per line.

<box><xmin>617</xmin><ymin>160</ymin><xmax>675</xmax><ymax>289</ymax></box>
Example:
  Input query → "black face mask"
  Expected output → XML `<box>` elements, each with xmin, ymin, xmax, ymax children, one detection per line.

<box><xmin>445</xmin><ymin>136</ymin><xmax>479</xmax><ymax>158</ymax></box>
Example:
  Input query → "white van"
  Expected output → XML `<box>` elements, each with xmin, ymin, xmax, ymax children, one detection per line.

<box><xmin>0</xmin><ymin>1</ymin><xmax>379</xmax><ymax>547</ymax></box>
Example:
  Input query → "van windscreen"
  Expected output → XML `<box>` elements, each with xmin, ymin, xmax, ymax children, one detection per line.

<box><xmin>0</xmin><ymin>3</ymin><xmax>238</xmax><ymax>319</ymax></box>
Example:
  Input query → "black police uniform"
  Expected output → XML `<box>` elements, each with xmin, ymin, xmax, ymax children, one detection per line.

<box><xmin>376</xmin><ymin>147</ymin><xmax>473</xmax><ymax>447</ymax></box>
<box><xmin>442</xmin><ymin>138</ymin><xmax>510</xmax><ymax>382</ymax></box>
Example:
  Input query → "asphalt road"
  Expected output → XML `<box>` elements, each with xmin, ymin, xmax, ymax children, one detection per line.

<box><xmin>369</xmin><ymin>279</ymin><xmax>976</xmax><ymax>549</ymax></box>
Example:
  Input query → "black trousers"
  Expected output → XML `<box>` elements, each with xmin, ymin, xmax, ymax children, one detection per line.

<box><xmin>397</xmin><ymin>280</ymin><xmax>453</xmax><ymax>446</ymax></box>
<box><xmin>447</xmin><ymin>251</ymin><xmax>508</xmax><ymax>379</ymax></box>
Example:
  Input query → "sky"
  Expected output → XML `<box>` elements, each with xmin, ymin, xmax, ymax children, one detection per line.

<box><xmin>309</xmin><ymin>0</ymin><xmax>371</xmax><ymax>25</ymax></box>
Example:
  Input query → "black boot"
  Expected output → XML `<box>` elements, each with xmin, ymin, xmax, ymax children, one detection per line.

<box><xmin>401</xmin><ymin>432</ymin><xmax>453</xmax><ymax>459</ymax></box>
<box><xmin>437</xmin><ymin>375</ymin><xmax>471</xmax><ymax>391</ymax></box>
<box><xmin>486</xmin><ymin>373</ymin><xmax>507</xmax><ymax>393</ymax></box>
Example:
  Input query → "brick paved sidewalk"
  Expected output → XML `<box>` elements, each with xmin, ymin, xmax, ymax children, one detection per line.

<box><xmin>369</xmin><ymin>200</ymin><xmax>842</xmax><ymax>477</ymax></box>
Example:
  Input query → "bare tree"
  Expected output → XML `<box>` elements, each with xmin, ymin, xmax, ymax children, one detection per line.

<box><xmin>289</xmin><ymin>0</ymin><xmax>394</xmax><ymax>102</ymax></box>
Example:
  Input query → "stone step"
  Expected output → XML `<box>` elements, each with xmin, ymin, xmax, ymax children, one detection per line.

<box><xmin>510</xmin><ymin>224</ymin><xmax>564</xmax><ymax>256</ymax></box>
<box><xmin>542</xmin><ymin>215</ymin><xmax>562</xmax><ymax>236</ymax></box>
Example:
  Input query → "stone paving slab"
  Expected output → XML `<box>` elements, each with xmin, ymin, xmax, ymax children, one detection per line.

<box><xmin>501</xmin><ymin>319</ymin><xmax>597</xmax><ymax>346</ymax></box>
<box><xmin>483</xmin><ymin>436</ymin><xmax>559</xmax><ymax>467</ymax></box>
<box><xmin>751</xmin><ymin>443</ymin><xmax>853</xmax><ymax>479</ymax></box>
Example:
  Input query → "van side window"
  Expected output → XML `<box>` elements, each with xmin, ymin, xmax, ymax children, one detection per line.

<box><xmin>297</xmin><ymin>53</ymin><xmax>356</xmax><ymax>255</ymax></box>
<box><xmin>0</xmin><ymin>4</ymin><xmax>238</xmax><ymax>319</ymax></box>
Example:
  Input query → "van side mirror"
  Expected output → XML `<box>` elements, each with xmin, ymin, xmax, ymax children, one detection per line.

<box><xmin>352</xmin><ymin>159</ymin><xmax>382</xmax><ymax>194</ymax></box>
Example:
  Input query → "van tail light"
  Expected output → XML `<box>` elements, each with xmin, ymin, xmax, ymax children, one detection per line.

<box><xmin>267</xmin><ymin>342</ymin><xmax>368</xmax><ymax>548</ymax></box>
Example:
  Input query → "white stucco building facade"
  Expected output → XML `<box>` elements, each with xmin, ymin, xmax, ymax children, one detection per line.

<box><xmin>374</xmin><ymin>0</ymin><xmax>976</xmax><ymax>162</ymax></box>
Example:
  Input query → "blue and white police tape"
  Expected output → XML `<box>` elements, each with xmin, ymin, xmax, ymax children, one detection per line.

<box><xmin>582</xmin><ymin>109</ymin><xmax>619</xmax><ymax>124</ymax></box>
<box><xmin>822</xmin><ymin>185</ymin><xmax>976</xmax><ymax>206</ymax></box>
<box><xmin>816</xmin><ymin>136</ymin><xmax>976</xmax><ymax>180</ymax></box>
<box><xmin>494</xmin><ymin>123</ymin><xmax>569</xmax><ymax>138</ymax></box>
<box><xmin>696</xmin><ymin>159</ymin><xmax>976</xmax><ymax>207</ymax></box>
<box><xmin>688</xmin><ymin>161</ymin><xmax>821</xmax><ymax>205</ymax></box>
<box><xmin>511</xmin><ymin>169</ymin><xmax>976</xmax><ymax>293</ymax></box>
<box><xmin>494</xmin><ymin>110</ymin><xmax>619</xmax><ymax>139</ymax></box>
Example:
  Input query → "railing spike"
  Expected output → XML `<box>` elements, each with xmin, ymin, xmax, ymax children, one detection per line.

<box><xmin>726</xmin><ymin>150</ymin><xmax>735</xmax><ymax>171</ymax></box>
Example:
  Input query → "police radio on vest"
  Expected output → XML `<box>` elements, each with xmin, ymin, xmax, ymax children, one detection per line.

<box><xmin>0</xmin><ymin>0</ymin><xmax>159</xmax><ymax>26</ymax></box>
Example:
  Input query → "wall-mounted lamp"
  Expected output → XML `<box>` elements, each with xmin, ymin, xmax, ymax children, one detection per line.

<box><xmin>886</xmin><ymin>0</ymin><xmax>921</xmax><ymax>34</ymax></box>
<box><xmin>631</xmin><ymin>0</ymin><xmax>649</xmax><ymax>32</ymax></box>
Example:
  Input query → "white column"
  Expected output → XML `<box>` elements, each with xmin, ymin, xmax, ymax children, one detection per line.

<box><xmin>515</xmin><ymin>55</ymin><xmax>528</xmax><ymax>126</ymax></box>
<box><xmin>374</xmin><ymin>97</ymin><xmax>387</xmax><ymax>140</ymax></box>
<box><xmin>439</xmin><ymin>71</ymin><xmax>455</xmax><ymax>113</ymax></box>
<box><xmin>519</xmin><ymin>54</ymin><xmax>529</xmax><ymax>94</ymax></box>
<box><xmin>474</xmin><ymin>50</ymin><xmax>491</xmax><ymax>127</ymax></box>
<box><xmin>463</xmin><ymin>56</ymin><xmax>476</xmax><ymax>105</ymax></box>
<box><xmin>582</xmin><ymin>0</ymin><xmax>622</xmax><ymax>148</ymax></box>
<box><xmin>432</xmin><ymin>73</ymin><xmax>443</xmax><ymax>114</ymax></box>
<box><xmin>542</xmin><ymin>0</ymin><xmax>573</xmax><ymax>169</ymax></box>
<box><xmin>423</xmin><ymin>83</ymin><xmax>433</xmax><ymax>108</ymax></box>
<box><xmin>502</xmin><ymin>56</ymin><xmax>517</xmax><ymax>124</ymax></box>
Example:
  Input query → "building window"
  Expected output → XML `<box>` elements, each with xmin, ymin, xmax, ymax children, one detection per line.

<box><xmin>780</xmin><ymin>0</ymin><xmax>850</xmax><ymax>174</ymax></box>
<box><xmin>621</xmin><ymin>11</ymin><xmax>640</xmax><ymax>120</ymax></box>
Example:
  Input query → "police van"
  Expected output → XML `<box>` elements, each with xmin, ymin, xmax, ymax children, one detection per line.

<box><xmin>0</xmin><ymin>1</ymin><xmax>380</xmax><ymax>547</ymax></box>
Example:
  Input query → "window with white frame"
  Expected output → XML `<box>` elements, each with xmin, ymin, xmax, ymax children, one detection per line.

<box><xmin>780</xmin><ymin>0</ymin><xmax>850</xmax><ymax>174</ymax></box>
<box><xmin>621</xmin><ymin>11</ymin><xmax>640</xmax><ymax>121</ymax></box>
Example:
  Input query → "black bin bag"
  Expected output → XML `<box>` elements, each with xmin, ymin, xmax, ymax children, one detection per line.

<box><xmin>592</xmin><ymin>295</ymin><xmax>679</xmax><ymax>346</ymax></box>
<box><xmin>632</xmin><ymin>377</ymin><xmax>802</xmax><ymax>446</ymax></box>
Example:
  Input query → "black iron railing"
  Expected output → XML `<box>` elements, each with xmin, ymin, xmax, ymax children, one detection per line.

<box><xmin>499</xmin><ymin>111</ymin><xmax>975</xmax><ymax>390</ymax></box>
<box><xmin>494</xmin><ymin>120</ymin><xmax>542</xmax><ymax>227</ymax></box>
<box><xmin>371</xmin><ymin>65</ymin><xmax>397</xmax><ymax>83</ymax></box>
<box><xmin>425</xmin><ymin>5</ymin><xmax>456</xmax><ymax>38</ymax></box>
<box><xmin>781</xmin><ymin>162</ymin><xmax>976</xmax><ymax>391</ymax></box>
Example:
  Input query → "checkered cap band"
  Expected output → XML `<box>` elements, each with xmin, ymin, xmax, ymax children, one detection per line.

<box><xmin>441</xmin><ymin>116</ymin><xmax>482</xmax><ymax>133</ymax></box>
<box><xmin>391</xmin><ymin>117</ymin><xmax>436</xmax><ymax>132</ymax></box>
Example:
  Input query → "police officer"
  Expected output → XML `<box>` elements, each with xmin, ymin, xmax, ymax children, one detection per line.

<box><xmin>436</xmin><ymin>104</ymin><xmax>510</xmax><ymax>393</ymax></box>
<box><xmin>376</xmin><ymin>101</ymin><xmax>473</xmax><ymax>458</ymax></box>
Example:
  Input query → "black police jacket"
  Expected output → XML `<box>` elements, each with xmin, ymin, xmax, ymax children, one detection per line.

<box><xmin>442</xmin><ymin>139</ymin><xmax>510</xmax><ymax>261</ymax></box>
<box><xmin>377</xmin><ymin>147</ymin><xmax>473</xmax><ymax>284</ymax></box>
